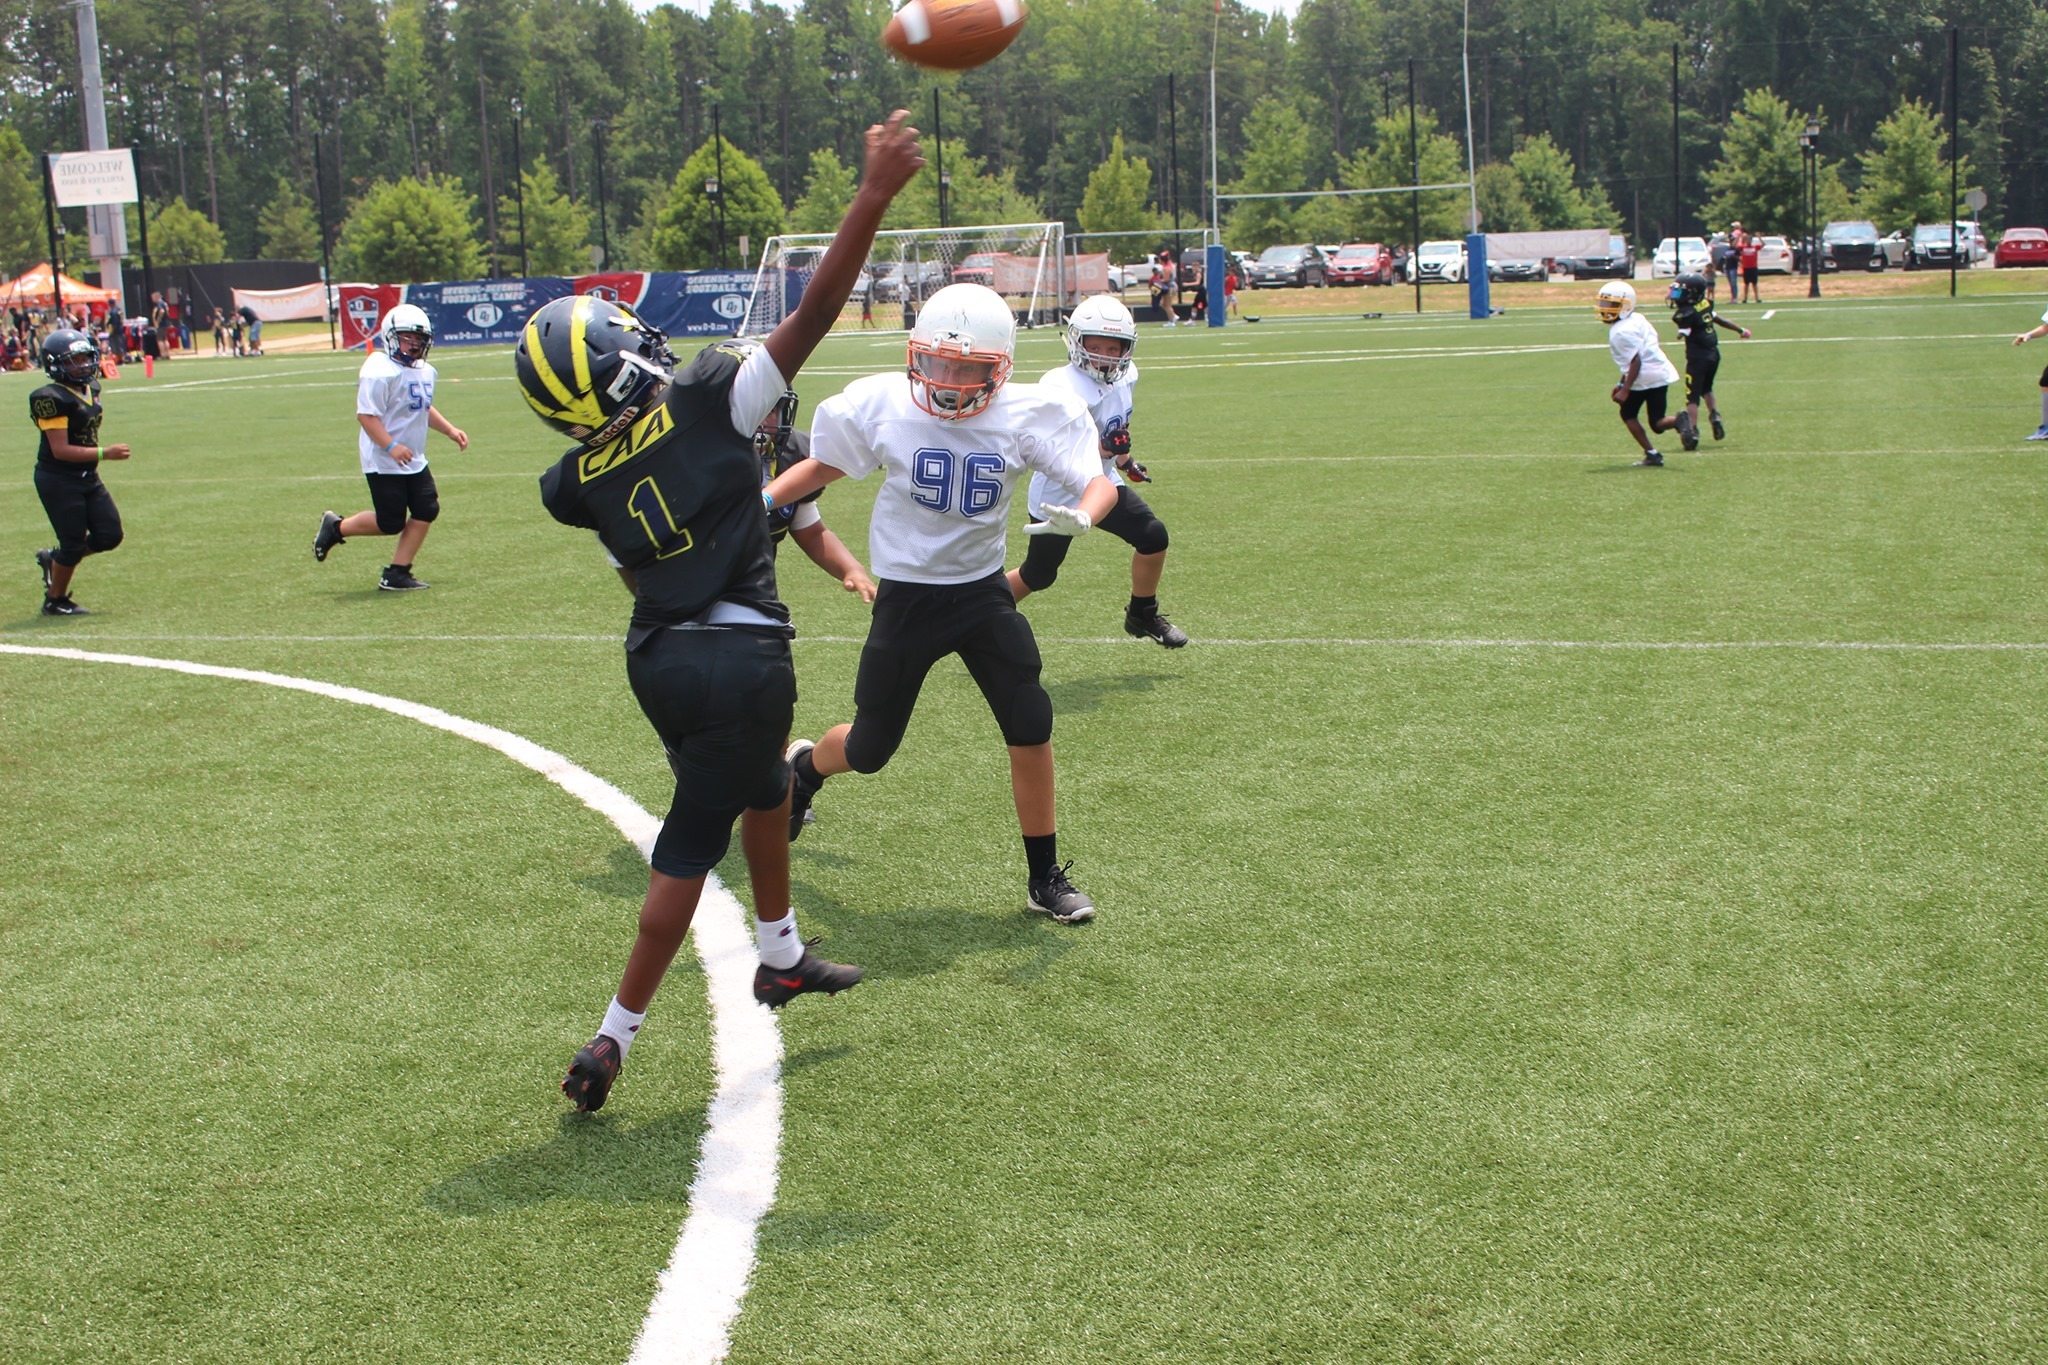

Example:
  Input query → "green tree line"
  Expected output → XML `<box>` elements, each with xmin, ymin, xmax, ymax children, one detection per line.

<box><xmin>0</xmin><ymin>0</ymin><xmax>2038</xmax><ymax>279</ymax></box>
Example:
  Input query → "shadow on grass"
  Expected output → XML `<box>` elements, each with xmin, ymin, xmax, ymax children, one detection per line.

<box><xmin>790</xmin><ymin>892</ymin><xmax>1083</xmax><ymax>985</ymax></box>
<box><xmin>757</xmin><ymin>1208</ymin><xmax>896</xmax><ymax>1252</ymax></box>
<box><xmin>1045</xmin><ymin>671</ymin><xmax>1178</xmax><ymax>715</ymax></box>
<box><xmin>1586</xmin><ymin>461</ymin><xmax>1689</xmax><ymax>474</ymax></box>
<box><xmin>423</xmin><ymin>1108</ymin><xmax>708</xmax><ymax>1215</ymax></box>
<box><xmin>583</xmin><ymin>843</ymin><xmax>655</xmax><ymax>898</ymax></box>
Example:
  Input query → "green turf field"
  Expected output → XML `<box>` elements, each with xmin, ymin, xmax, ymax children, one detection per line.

<box><xmin>5</xmin><ymin>288</ymin><xmax>2047</xmax><ymax>1362</ymax></box>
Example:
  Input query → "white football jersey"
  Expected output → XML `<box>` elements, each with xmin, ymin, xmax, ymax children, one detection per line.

<box><xmin>356</xmin><ymin>351</ymin><xmax>438</xmax><ymax>473</ymax></box>
<box><xmin>1608</xmin><ymin>313</ymin><xmax>1679</xmax><ymax>390</ymax></box>
<box><xmin>810</xmin><ymin>372</ymin><xmax>1101</xmax><ymax>585</ymax></box>
<box><xmin>1027</xmin><ymin>361</ymin><xmax>1136</xmax><ymax>512</ymax></box>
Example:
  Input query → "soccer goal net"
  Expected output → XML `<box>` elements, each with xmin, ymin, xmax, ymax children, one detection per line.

<box><xmin>739</xmin><ymin>222</ymin><xmax>1110</xmax><ymax>336</ymax></box>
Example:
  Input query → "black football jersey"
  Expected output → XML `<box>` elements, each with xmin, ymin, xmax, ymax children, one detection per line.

<box><xmin>30</xmin><ymin>380</ymin><xmax>103</xmax><ymax>470</ymax></box>
<box><xmin>1672</xmin><ymin>301</ymin><xmax>1720</xmax><ymax>360</ymax></box>
<box><xmin>540</xmin><ymin>342</ymin><xmax>788</xmax><ymax>646</ymax></box>
<box><xmin>763</xmin><ymin>427</ymin><xmax>823</xmax><ymax>549</ymax></box>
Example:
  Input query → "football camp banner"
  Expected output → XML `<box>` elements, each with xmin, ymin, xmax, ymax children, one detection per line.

<box><xmin>339</xmin><ymin>270</ymin><xmax>757</xmax><ymax>350</ymax></box>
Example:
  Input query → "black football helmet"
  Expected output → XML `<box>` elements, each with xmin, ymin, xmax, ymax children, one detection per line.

<box><xmin>41</xmin><ymin>328</ymin><xmax>100</xmax><ymax>384</ymax></box>
<box><xmin>514</xmin><ymin>295</ymin><xmax>676</xmax><ymax>446</ymax></box>
<box><xmin>1668</xmin><ymin>273</ymin><xmax>1709</xmax><ymax>309</ymax></box>
<box><xmin>753</xmin><ymin>390</ymin><xmax>800</xmax><ymax>462</ymax></box>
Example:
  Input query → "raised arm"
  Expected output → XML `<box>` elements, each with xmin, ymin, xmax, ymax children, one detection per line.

<box><xmin>761</xmin><ymin>111</ymin><xmax>925</xmax><ymax>383</ymax></box>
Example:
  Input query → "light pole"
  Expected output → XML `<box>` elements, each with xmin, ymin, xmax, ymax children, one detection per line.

<box><xmin>938</xmin><ymin>171</ymin><xmax>950</xmax><ymax>230</ymax></box>
<box><xmin>711</xmin><ymin>103</ymin><xmax>727</xmax><ymax>269</ymax></box>
<box><xmin>1800</xmin><ymin>116</ymin><xmax>1821</xmax><ymax>299</ymax></box>
<box><xmin>705</xmin><ymin>176</ymin><xmax>723</xmax><ymax>270</ymax></box>
<box><xmin>511</xmin><ymin>103</ymin><xmax>528</xmax><ymax>279</ymax></box>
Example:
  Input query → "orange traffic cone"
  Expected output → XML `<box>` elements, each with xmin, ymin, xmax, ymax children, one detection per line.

<box><xmin>144</xmin><ymin>355</ymin><xmax>154</xmax><ymax>379</ymax></box>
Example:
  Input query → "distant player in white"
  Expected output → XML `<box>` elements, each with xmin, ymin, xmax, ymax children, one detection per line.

<box><xmin>763</xmin><ymin>283</ymin><xmax>1117</xmax><ymax>923</ymax></box>
<box><xmin>2011</xmin><ymin>306</ymin><xmax>2048</xmax><ymax>441</ymax></box>
<box><xmin>1595</xmin><ymin>280</ymin><xmax>1682</xmax><ymax>467</ymax></box>
<box><xmin>1007</xmin><ymin>294</ymin><xmax>1188</xmax><ymax>647</ymax></box>
<box><xmin>311</xmin><ymin>303</ymin><xmax>469</xmax><ymax>589</ymax></box>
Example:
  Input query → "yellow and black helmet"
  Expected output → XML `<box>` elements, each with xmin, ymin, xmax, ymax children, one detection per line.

<box><xmin>514</xmin><ymin>295</ymin><xmax>676</xmax><ymax>446</ymax></box>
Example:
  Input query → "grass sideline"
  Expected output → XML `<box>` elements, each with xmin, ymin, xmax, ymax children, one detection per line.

<box><xmin>4</xmin><ymin>293</ymin><xmax>2048</xmax><ymax>1361</ymax></box>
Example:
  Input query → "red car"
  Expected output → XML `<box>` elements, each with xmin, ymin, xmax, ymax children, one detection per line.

<box><xmin>1326</xmin><ymin>242</ymin><xmax>1395</xmax><ymax>286</ymax></box>
<box><xmin>1994</xmin><ymin>228</ymin><xmax>2048</xmax><ymax>268</ymax></box>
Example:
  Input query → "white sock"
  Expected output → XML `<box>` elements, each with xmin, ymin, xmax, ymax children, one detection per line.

<box><xmin>757</xmin><ymin>909</ymin><xmax>804</xmax><ymax>969</ymax></box>
<box><xmin>599</xmin><ymin>997</ymin><xmax>646</xmax><ymax>1057</ymax></box>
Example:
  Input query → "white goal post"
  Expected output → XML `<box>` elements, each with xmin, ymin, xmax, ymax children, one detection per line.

<box><xmin>738</xmin><ymin>222</ymin><xmax>1114</xmax><ymax>336</ymax></box>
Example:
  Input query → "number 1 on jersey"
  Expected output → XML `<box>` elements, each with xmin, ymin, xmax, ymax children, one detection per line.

<box><xmin>628</xmin><ymin>476</ymin><xmax>695</xmax><ymax>558</ymax></box>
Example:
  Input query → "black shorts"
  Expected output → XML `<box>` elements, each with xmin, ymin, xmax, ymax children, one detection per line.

<box><xmin>1685</xmin><ymin>355</ymin><xmax>1720</xmax><ymax>403</ymax></box>
<box><xmin>626</xmin><ymin>626</ymin><xmax>797</xmax><ymax>873</ymax></box>
<box><xmin>848</xmin><ymin>571</ymin><xmax>1044</xmax><ymax>765</ymax></box>
<box><xmin>365</xmin><ymin>468</ymin><xmax>440</xmax><ymax>530</ymax></box>
<box><xmin>2037</xmin><ymin>364</ymin><xmax>2048</xmax><ymax>389</ymax></box>
<box><xmin>35</xmin><ymin>463</ymin><xmax>123</xmax><ymax>566</ymax></box>
<box><xmin>1619</xmin><ymin>385</ymin><xmax>1668</xmax><ymax>424</ymax></box>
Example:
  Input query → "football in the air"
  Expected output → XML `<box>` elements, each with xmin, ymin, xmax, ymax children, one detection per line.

<box><xmin>882</xmin><ymin>0</ymin><xmax>1028</xmax><ymax>71</ymax></box>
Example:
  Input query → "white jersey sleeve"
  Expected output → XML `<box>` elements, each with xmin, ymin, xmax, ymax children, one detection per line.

<box><xmin>1609</xmin><ymin>315</ymin><xmax>1679</xmax><ymax>390</ymax></box>
<box><xmin>356</xmin><ymin>353</ymin><xmax>436</xmax><ymax>474</ymax></box>
<box><xmin>726</xmin><ymin>344</ymin><xmax>790</xmax><ymax>438</ymax></box>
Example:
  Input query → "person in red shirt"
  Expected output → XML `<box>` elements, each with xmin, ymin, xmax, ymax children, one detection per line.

<box><xmin>1739</xmin><ymin>233</ymin><xmax>1762</xmax><ymax>303</ymax></box>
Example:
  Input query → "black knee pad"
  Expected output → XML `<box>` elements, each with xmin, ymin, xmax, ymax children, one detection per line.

<box><xmin>1127</xmin><ymin>516</ymin><xmax>1168</xmax><ymax>557</ymax></box>
<box><xmin>841</xmin><ymin>722</ymin><xmax>901</xmax><ymax>775</ymax></box>
<box><xmin>999</xmin><ymin>681</ymin><xmax>1053</xmax><ymax>748</ymax></box>
<box><xmin>1017</xmin><ymin>534</ymin><xmax>1070</xmax><ymax>593</ymax></box>
<box><xmin>413</xmin><ymin>489</ymin><xmax>441</xmax><ymax>524</ymax></box>
<box><xmin>648</xmin><ymin>788</ymin><xmax>740</xmax><ymax>879</ymax></box>
<box><xmin>90</xmin><ymin>527</ymin><xmax>123</xmax><ymax>555</ymax></box>
<box><xmin>52</xmin><ymin>544</ymin><xmax>87</xmax><ymax>568</ymax></box>
<box><xmin>374</xmin><ymin>506</ymin><xmax>408</xmax><ymax>535</ymax></box>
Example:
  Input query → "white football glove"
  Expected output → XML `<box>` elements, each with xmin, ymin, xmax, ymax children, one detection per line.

<box><xmin>1025</xmin><ymin>504</ymin><xmax>1093</xmax><ymax>537</ymax></box>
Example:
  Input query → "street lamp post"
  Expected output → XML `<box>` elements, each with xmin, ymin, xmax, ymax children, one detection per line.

<box><xmin>938</xmin><ymin>171</ymin><xmax>951</xmax><ymax>230</ymax></box>
<box><xmin>705</xmin><ymin>177</ymin><xmax>723</xmax><ymax>269</ymax></box>
<box><xmin>1801</xmin><ymin>117</ymin><xmax>1821</xmax><ymax>299</ymax></box>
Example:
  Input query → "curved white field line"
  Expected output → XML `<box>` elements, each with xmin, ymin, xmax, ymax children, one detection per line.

<box><xmin>0</xmin><ymin>643</ymin><xmax>773</xmax><ymax>1365</ymax></box>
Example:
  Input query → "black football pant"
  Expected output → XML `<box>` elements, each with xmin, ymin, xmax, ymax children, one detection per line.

<box><xmin>35</xmin><ymin>464</ymin><xmax>123</xmax><ymax>567</ymax></box>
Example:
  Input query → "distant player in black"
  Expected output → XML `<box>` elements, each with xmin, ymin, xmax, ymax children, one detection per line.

<box><xmin>30</xmin><ymin>330</ymin><xmax>129</xmax><ymax>616</ymax></box>
<box><xmin>1666</xmin><ymin>273</ymin><xmax>1751</xmax><ymax>449</ymax></box>
<box><xmin>515</xmin><ymin>109</ymin><xmax>924</xmax><ymax>1115</ymax></box>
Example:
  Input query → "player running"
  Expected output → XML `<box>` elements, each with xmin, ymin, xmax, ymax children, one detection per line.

<box><xmin>29</xmin><ymin>329</ymin><xmax>128</xmax><ymax>616</ymax></box>
<box><xmin>765</xmin><ymin>282</ymin><xmax>1117</xmax><ymax>925</ymax></box>
<box><xmin>1006</xmin><ymin>294</ymin><xmax>1188</xmax><ymax>648</ymax></box>
<box><xmin>1665</xmin><ymin>273</ymin><xmax>1751</xmax><ymax>450</ymax></box>
<box><xmin>1596</xmin><ymin>281</ymin><xmax>1684</xmax><ymax>467</ymax></box>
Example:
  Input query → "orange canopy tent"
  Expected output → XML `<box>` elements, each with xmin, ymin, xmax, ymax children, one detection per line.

<box><xmin>0</xmin><ymin>262</ymin><xmax>121</xmax><ymax>314</ymax></box>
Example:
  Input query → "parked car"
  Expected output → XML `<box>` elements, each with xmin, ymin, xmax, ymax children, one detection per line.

<box><xmin>1326</xmin><ymin>242</ymin><xmax>1395</xmax><ymax>286</ymax></box>
<box><xmin>1994</xmin><ymin>227</ymin><xmax>2048</xmax><ymax>268</ymax></box>
<box><xmin>874</xmin><ymin>259</ymin><xmax>950</xmax><ymax>302</ymax></box>
<box><xmin>1753</xmin><ymin>235</ymin><xmax>1795</xmax><ymax>274</ymax></box>
<box><xmin>1107</xmin><ymin>254</ymin><xmax>1163</xmax><ymax>291</ymax></box>
<box><xmin>1905</xmin><ymin>224</ymin><xmax>1970</xmax><ymax>270</ymax></box>
<box><xmin>1488</xmin><ymin>257</ymin><xmax>1550</xmax><ymax>282</ymax></box>
<box><xmin>951</xmin><ymin>252</ymin><xmax>998</xmax><ymax>287</ymax></box>
<box><xmin>1248</xmin><ymin>243</ymin><xmax>1329</xmax><ymax>288</ymax></box>
<box><xmin>1560</xmin><ymin>234</ymin><xmax>1635</xmax><ymax>280</ymax></box>
<box><xmin>1819</xmin><ymin>220</ymin><xmax>1889</xmax><ymax>271</ymax></box>
<box><xmin>1953</xmin><ymin>221</ymin><xmax>1989</xmax><ymax>263</ymax></box>
<box><xmin>1406</xmin><ymin>239</ymin><xmax>1467</xmax><ymax>284</ymax></box>
<box><xmin>1650</xmin><ymin>236</ymin><xmax>1710</xmax><ymax>277</ymax></box>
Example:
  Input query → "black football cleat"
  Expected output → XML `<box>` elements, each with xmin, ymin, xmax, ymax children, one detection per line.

<box><xmin>753</xmin><ymin>938</ymin><xmax>863</xmax><ymax>1008</ymax></box>
<box><xmin>1124</xmin><ymin>608</ymin><xmax>1189</xmax><ymax>649</ymax></box>
<box><xmin>1676</xmin><ymin>411</ymin><xmax>1699</xmax><ymax>452</ymax></box>
<box><xmin>786</xmin><ymin>739</ymin><xmax>820</xmax><ymax>841</ymax></box>
<box><xmin>34</xmin><ymin>548</ymin><xmax>55</xmax><ymax>591</ymax></box>
<box><xmin>1635</xmin><ymin>450</ymin><xmax>1664</xmax><ymax>468</ymax></box>
<box><xmin>1710</xmin><ymin>413</ymin><xmax>1727</xmax><ymax>441</ymax></box>
<box><xmin>379</xmin><ymin>566</ymin><xmax>430</xmax><ymax>591</ymax></box>
<box><xmin>41</xmin><ymin>594</ymin><xmax>89</xmax><ymax>616</ymax></box>
<box><xmin>313</xmin><ymin>511</ymin><xmax>345</xmax><ymax>561</ymax></box>
<box><xmin>1027</xmin><ymin>861</ymin><xmax>1096</xmax><ymax>924</ymax></box>
<box><xmin>562</xmin><ymin>1035</ymin><xmax>623</xmax><ymax>1113</ymax></box>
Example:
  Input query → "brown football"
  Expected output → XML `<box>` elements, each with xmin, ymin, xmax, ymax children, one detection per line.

<box><xmin>881</xmin><ymin>0</ymin><xmax>1027</xmax><ymax>72</ymax></box>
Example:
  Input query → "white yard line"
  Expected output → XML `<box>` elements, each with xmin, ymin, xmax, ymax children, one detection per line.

<box><xmin>26</xmin><ymin>633</ymin><xmax>2045</xmax><ymax>652</ymax></box>
<box><xmin>0</xmin><ymin>643</ymin><xmax>778</xmax><ymax>1365</ymax></box>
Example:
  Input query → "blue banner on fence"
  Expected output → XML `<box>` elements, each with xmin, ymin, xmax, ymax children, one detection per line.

<box><xmin>633</xmin><ymin>270</ymin><xmax>756</xmax><ymax>338</ymax></box>
<box><xmin>402</xmin><ymin>276</ymin><xmax>572</xmax><ymax>346</ymax></box>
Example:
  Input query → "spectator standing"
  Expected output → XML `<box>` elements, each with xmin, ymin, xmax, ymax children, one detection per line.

<box><xmin>238</xmin><ymin>303</ymin><xmax>262</xmax><ymax>356</ymax></box>
<box><xmin>1739</xmin><ymin>232</ymin><xmax>1762</xmax><ymax>303</ymax></box>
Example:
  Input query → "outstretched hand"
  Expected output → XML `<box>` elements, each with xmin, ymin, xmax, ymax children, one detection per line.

<box><xmin>862</xmin><ymin>110</ymin><xmax>926</xmax><ymax>200</ymax></box>
<box><xmin>1025</xmin><ymin>504</ymin><xmax>1093</xmax><ymax>538</ymax></box>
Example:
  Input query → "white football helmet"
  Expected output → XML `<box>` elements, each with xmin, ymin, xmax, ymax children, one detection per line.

<box><xmin>907</xmin><ymin>283</ymin><xmax>1015</xmax><ymax>419</ymax></box>
<box><xmin>1065</xmin><ymin>294</ymin><xmax>1137</xmax><ymax>383</ymax></box>
<box><xmin>381</xmin><ymin>302</ymin><xmax>434</xmax><ymax>365</ymax></box>
<box><xmin>1594</xmin><ymin>280</ymin><xmax>1636</xmax><ymax>324</ymax></box>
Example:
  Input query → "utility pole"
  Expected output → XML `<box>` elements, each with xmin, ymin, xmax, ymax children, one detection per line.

<box><xmin>932</xmin><ymin>88</ymin><xmax>946</xmax><ymax>230</ymax></box>
<box><xmin>1670</xmin><ymin>44</ymin><xmax>1680</xmax><ymax>243</ymax></box>
<box><xmin>41</xmin><ymin>154</ymin><xmax>65</xmax><ymax>314</ymax></box>
<box><xmin>70</xmin><ymin>0</ymin><xmax>125</xmax><ymax>304</ymax></box>
<box><xmin>313</xmin><ymin>133</ymin><xmax>337</xmax><ymax>349</ymax></box>
<box><xmin>712</xmin><ymin>104</ymin><xmax>727</xmax><ymax>268</ymax></box>
<box><xmin>512</xmin><ymin>110</ymin><xmax>528</xmax><ymax>279</ymax></box>
<box><xmin>1409</xmin><ymin>59</ymin><xmax>1421</xmax><ymax>317</ymax></box>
